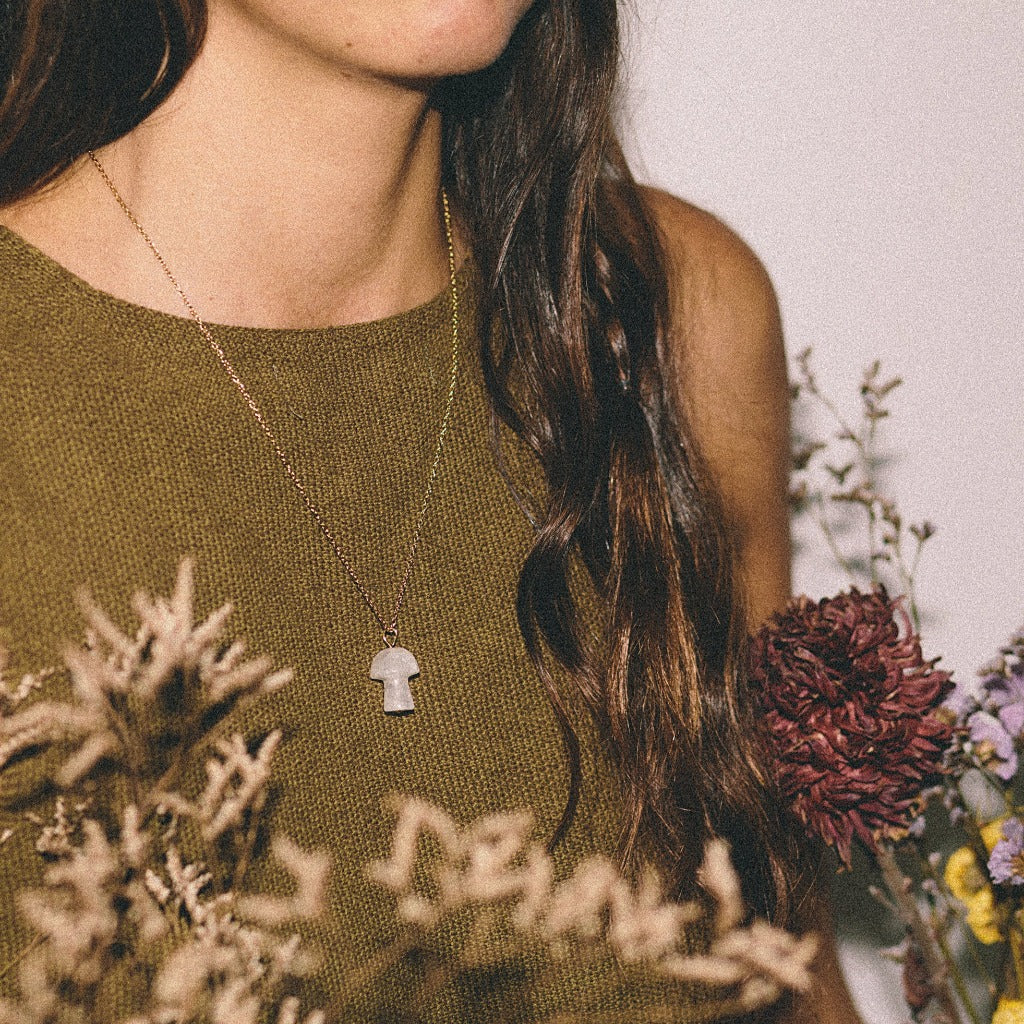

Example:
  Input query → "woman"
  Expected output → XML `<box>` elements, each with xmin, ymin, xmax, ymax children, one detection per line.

<box><xmin>0</xmin><ymin>1</ymin><xmax>862</xmax><ymax>1020</ymax></box>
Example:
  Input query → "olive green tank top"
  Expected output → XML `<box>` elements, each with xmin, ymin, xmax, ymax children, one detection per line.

<box><xmin>0</xmin><ymin>227</ymin><xmax>706</xmax><ymax>1021</ymax></box>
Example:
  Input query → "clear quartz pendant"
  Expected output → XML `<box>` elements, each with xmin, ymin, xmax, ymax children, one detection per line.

<box><xmin>370</xmin><ymin>645</ymin><xmax>419</xmax><ymax>714</ymax></box>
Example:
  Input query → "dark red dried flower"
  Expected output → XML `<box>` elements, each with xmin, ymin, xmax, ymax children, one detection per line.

<box><xmin>750</xmin><ymin>588</ymin><xmax>953</xmax><ymax>866</ymax></box>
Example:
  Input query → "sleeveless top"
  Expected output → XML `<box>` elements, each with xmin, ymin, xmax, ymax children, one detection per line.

<box><xmin>0</xmin><ymin>227</ymin><xmax>707</xmax><ymax>1021</ymax></box>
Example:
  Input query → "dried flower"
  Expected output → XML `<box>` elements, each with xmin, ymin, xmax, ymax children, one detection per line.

<box><xmin>900</xmin><ymin>940</ymin><xmax>933</xmax><ymax>1013</ymax></box>
<box><xmin>158</xmin><ymin>730</ymin><xmax>282</xmax><ymax>842</ymax></box>
<box><xmin>943</xmin><ymin>842</ymin><xmax>1005</xmax><ymax>945</ymax></box>
<box><xmin>985</xmin><ymin>668</ymin><xmax>1024</xmax><ymax>738</ymax></box>
<box><xmin>0</xmin><ymin>561</ymin><xmax>331</xmax><ymax>1024</ymax></box>
<box><xmin>2</xmin><ymin>563</ymin><xmax>816</xmax><ymax>1022</ymax></box>
<box><xmin>236</xmin><ymin>837</ymin><xmax>331</xmax><ymax>926</ymax></box>
<box><xmin>966</xmin><ymin>710</ymin><xmax>1018</xmax><ymax>780</ymax></box>
<box><xmin>16</xmin><ymin>820</ymin><xmax>120</xmax><ymax>985</ymax></box>
<box><xmin>369</xmin><ymin>796</ymin><xmax>817</xmax><ymax>1006</ymax></box>
<box><xmin>994</xmin><ymin>997</ymin><xmax>1024</xmax><ymax>1024</ymax></box>
<box><xmin>275</xmin><ymin>997</ymin><xmax>326</xmax><ymax>1024</ymax></box>
<box><xmin>752</xmin><ymin>587</ymin><xmax>953</xmax><ymax>864</ymax></box>
<box><xmin>0</xmin><ymin>646</ymin><xmax>47</xmax><ymax>710</ymax></box>
<box><xmin>0</xmin><ymin>699</ymin><xmax>110</xmax><ymax>783</ymax></box>
<box><xmin>33</xmin><ymin>796</ymin><xmax>84</xmax><ymax>858</ymax></box>
<box><xmin>988</xmin><ymin>818</ymin><xmax>1024</xmax><ymax>885</ymax></box>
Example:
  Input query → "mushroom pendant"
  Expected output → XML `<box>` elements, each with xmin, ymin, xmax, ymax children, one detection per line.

<box><xmin>370</xmin><ymin>645</ymin><xmax>420</xmax><ymax>714</ymax></box>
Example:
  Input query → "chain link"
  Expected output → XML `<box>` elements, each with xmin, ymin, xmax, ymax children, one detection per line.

<box><xmin>88</xmin><ymin>151</ymin><xmax>460</xmax><ymax>643</ymax></box>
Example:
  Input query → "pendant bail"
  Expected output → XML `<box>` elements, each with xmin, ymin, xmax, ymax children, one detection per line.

<box><xmin>383</xmin><ymin>627</ymin><xmax>399</xmax><ymax>648</ymax></box>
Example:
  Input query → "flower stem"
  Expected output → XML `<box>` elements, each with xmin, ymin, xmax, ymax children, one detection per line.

<box><xmin>936</xmin><ymin>929</ymin><xmax>985</xmax><ymax>1024</ymax></box>
<box><xmin>812</xmin><ymin>494</ymin><xmax>858</xmax><ymax>580</ymax></box>
<box><xmin>0</xmin><ymin>935</ymin><xmax>43</xmax><ymax>982</ymax></box>
<box><xmin>874</xmin><ymin>843</ymin><xmax>965</xmax><ymax>1024</ymax></box>
<box><xmin>920</xmin><ymin>853</ymin><xmax>997</xmax><ymax>994</ymax></box>
<box><xmin>323</xmin><ymin>928</ymin><xmax>422</xmax><ymax>1018</ymax></box>
<box><xmin>1009</xmin><ymin>925</ymin><xmax>1024</xmax><ymax>1000</ymax></box>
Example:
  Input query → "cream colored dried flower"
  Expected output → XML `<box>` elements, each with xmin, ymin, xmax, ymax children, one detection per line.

<box><xmin>159</xmin><ymin>845</ymin><xmax>222</xmax><ymax>926</ymax></box>
<box><xmin>17</xmin><ymin>819</ymin><xmax>120</xmax><ymax>985</ymax></box>
<box><xmin>275</xmin><ymin>996</ymin><xmax>327</xmax><ymax>1024</ymax></box>
<box><xmin>0</xmin><ymin>563</ymin><xmax>815</xmax><ymax>1023</ymax></box>
<box><xmin>199</xmin><ymin>731</ymin><xmax>280</xmax><ymax>842</ymax></box>
<box><xmin>1</xmin><ymin>559</ymin><xmax>292</xmax><ymax>799</ymax></box>
<box><xmin>69</xmin><ymin>558</ymin><xmax>292</xmax><ymax>712</ymax></box>
<box><xmin>120</xmin><ymin>805</ymin><xmax>149</xmax><ymax>870</ymax></box>
<box><xmin>124</xmin><ymin>875</ymin><xmax>169</xmax><ymax>946</ymax></box>
<box><xmin>0</xmin><ymin>645</ymin><xmax>48</xmax><ymax>710</ymax></box>
<box><xmin>144</xmin><ymin>867</ymin><xmax>172</xmax><ymax>907</ymax></box>
<box><xmin>156</xmin><ymin>731</ymin><xmax>282</xmax><ymax>843</ymax></box>
<box><xmin>33</xmin><ymin>795</ymin><xmax>81</xmax><ymax>858</ymax></box>
<box><xmin>0</xmin><ymin>699</ymin><xmax>110</xmax><ymax>780</ymax></box>
<box><xmin>237</xmin><ymin>836</ymin><xmax>331</xmax><ymax>926</ymax></box>
<box><xmin>138</xmin><ymin>895</ymin><xmax>320</xmax><ymax>1023</ymax></box>
<box><xmin>0</xmin><ymin>562</ymin><xmax>326</xmax><ymax>1024</ymax></box>
<box><xmin>698</xmin><ymin>837</ymin><xmax>745</xmax><ymax>937</ymax></box>
<box><xmin>0</xmin><ymin>951</ymin><xmax>57</xmax><ymax>1024</ymax></box>
<box><xmin>366</xmin><ymin>795</ymin><xmax>461</xmax><ymax>895</ymax></box>
<box><xmin>369</xmin><ymin>795</ymin><xmax>818</xmax><ymax>1010</ymax></box>
<box><xmin>130</xmin><ymin>839</ymin><xmax>323</xmax><ymax>1024</ymax></box>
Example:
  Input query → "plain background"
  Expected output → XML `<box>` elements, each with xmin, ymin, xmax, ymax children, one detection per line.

<box><xmin>620</xmin><ymin>3</ymin><xmax>1023</xmax><ymax>1020</ymax></box>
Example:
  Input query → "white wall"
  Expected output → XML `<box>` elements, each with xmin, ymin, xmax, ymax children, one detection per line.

<box><xmin>621</xmin><ymin>3</ymin><xmax>1024</xmax><ymax>1021</ymax></box>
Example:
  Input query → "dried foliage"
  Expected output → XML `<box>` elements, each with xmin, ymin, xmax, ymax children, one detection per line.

<box><xmin>367</xmin><ymin>797</ymin><xmax>818</xmax><ymax>1017</ymax></box>
<box><xmin>773</xmin><ymin>352</ymin><xmax>1024</xmax><ymax>1024</ymax></box>
<box><xmin>789</xmin><ymin>348</ymin><xmax>934</xmax><ymax>627</ymax></box>
<box><xmin>0</xmin><ymin>561</ymin><xmax>816</xmax><ymax>1022</ymax></box>
<box><xmin>0</xmin><ymin>559</ymin><xmax>326</xmax><ymax>1024</ymax></box>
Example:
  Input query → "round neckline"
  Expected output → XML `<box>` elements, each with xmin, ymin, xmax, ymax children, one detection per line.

<box><xmin>0</xmin><ymin>222</ymin><xmax>475</xmax><ymax>346</ymax></box>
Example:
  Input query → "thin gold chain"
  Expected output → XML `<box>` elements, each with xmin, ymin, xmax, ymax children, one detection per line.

<box><xmin>88</xmin><ymin>151</ymin><xmax>460</xmax><ymax>647</ymax></box>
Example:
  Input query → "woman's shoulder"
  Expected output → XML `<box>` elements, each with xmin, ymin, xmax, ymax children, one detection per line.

<box><xmin>639</xmin><ymin>186</ymin><xmax>781</xmax><ymax>353</ymax></box>
<box><xmin>640</xmin><ymin>186</ymin><xmax>792</xmax><ymax>621</ymax></box>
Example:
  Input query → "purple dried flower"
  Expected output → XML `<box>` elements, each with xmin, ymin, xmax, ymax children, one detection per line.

<box><xmin>984</xmin><ymin>672</ymin><xmax>1024</xmax><ymax>738</ymax></box>
<box><xmin>967</xmin><ymin>711</ymin><xmax>1018</xmax><ymax>780</ymax></box>
<box><xmin>988</xmin><ymin>818</ymin><xmax>1024</xmax><ymax>885</ymax></box>
<box><xmin>941</xmin><ymin>684</ymin><xmax>978</xmax><ymax>723</ymax></box>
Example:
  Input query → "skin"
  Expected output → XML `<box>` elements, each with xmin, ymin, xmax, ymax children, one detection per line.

<box><xmin>0</xmin><ymin>2</ymin><xmax>864</xmax><ymax>1020</ymax></box>
<box><xmin>0</xmin><ymin>0</ymin><xmax>535</xmax><ymax>328</ymax></box>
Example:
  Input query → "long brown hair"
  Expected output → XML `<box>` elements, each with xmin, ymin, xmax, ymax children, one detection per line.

<box><xmin>0</xmin><ymin>0</ymin><xmax>798</xmax><ymax>919</ymax></box>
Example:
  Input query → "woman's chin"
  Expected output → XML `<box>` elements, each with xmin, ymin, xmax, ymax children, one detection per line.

<box><xmin>215</xmin><ymin>0</ymin><xmax>536</xmax><ymax>83</ymax></box>
<box><xmin>394</xmin><ymin>0</ymin><xmax>536</xmax><ymax>79</ymax></box>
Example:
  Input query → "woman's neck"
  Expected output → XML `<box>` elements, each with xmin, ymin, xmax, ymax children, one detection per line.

<box><xmin>0</xmin><ymin>6</ymin><xmax>452</xmax><ymax>328</ymax></box>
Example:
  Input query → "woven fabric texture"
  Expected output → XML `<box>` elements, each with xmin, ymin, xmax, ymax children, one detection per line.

<box><xmin>0</xmin><ymin>226</ymin><xmax>708</xmax><ymax>1021</ymax></box>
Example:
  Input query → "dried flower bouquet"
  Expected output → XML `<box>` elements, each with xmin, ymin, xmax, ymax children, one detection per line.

<box><xmin>755</xmin><ymin>350</ymin><xmax>1022</xmax><ymax>1024</ymax></box>
<box><xmin>0</xmin><ymin>560</ymin><xmax>816</xmax><ymax>1023</ymax></box>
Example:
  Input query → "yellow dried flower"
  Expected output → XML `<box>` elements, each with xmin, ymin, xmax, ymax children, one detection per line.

<box><xmin>993</xmin><ymin>996</ymin><xmax>1024</xmax><ymax>1024</ymax></box>
<box><xmin>964</xmin><ymin>887</ymin><xmax>1002</xmax><ymax>945</ymax></box>
<box><xmin>945</xmin><ymin>845</ymin><xmax>987</xmax><ymax>903</ymax></box>
<box><xmin>944</xmin><ymin>844</ymin><xmax>1005</xmax><ymax>944</ymax></box>
<box><xmin>982</xmin><ymin>817</ymin><xmax>1011</xmax><ymax>853</ymax></box>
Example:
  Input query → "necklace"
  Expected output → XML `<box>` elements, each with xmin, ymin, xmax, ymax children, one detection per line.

<box><xmin>88</xmin><ymin>151</ymin><xmax>460</xmax><ymax>716</ymax></box>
